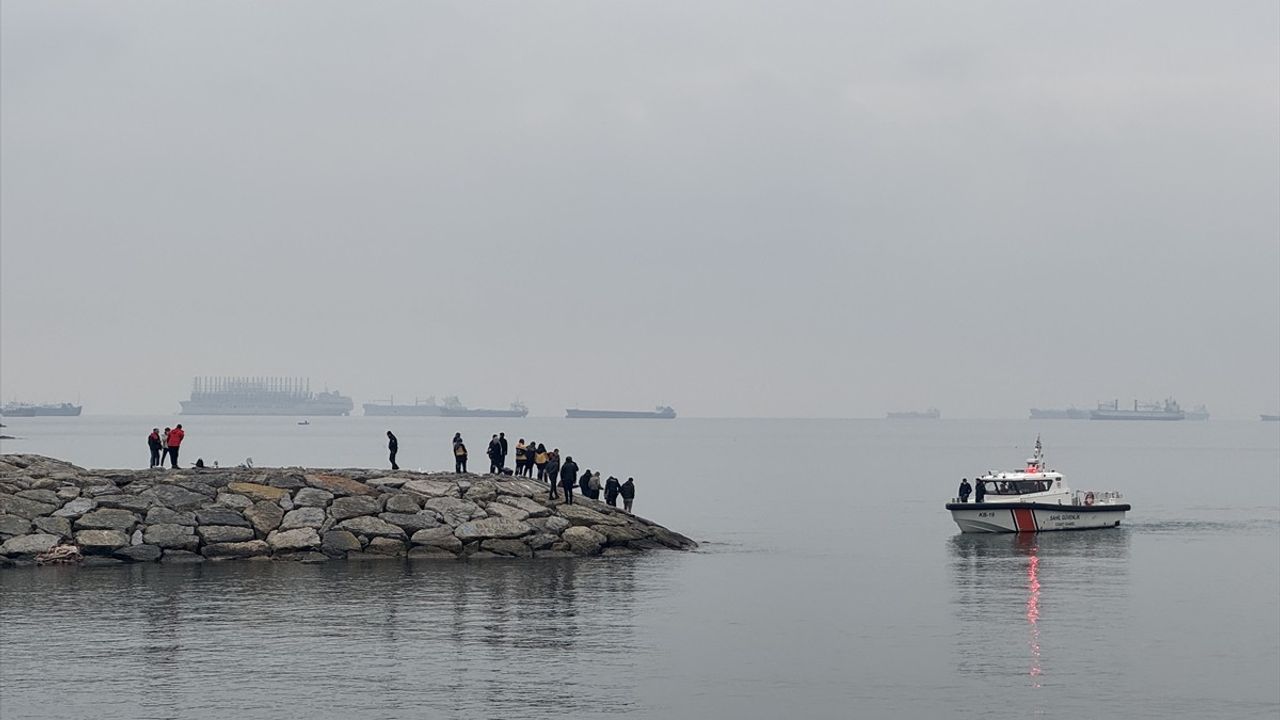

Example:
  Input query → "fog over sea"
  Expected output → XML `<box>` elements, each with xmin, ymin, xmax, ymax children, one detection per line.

<box><xmin>2</xmin><ymin>416</ymin><xmax>1278</xmax><ymax>720</ymax></box>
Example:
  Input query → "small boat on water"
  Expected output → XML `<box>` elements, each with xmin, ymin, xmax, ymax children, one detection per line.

<box><xmin>297</xmin><ymin>420</ymin><xmax>311</xmax><ymax>426</ymax></box>
<box><xmin>946</xmin><ymin>437</ymin><xmax>1130</xmax><ymax>533</ymax></box>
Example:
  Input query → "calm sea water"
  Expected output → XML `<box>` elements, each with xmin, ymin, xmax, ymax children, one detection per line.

<box><xmin>2</xmin><ymin>417</ymin><xmax>1278</xmax><ymax>719</ymax></box>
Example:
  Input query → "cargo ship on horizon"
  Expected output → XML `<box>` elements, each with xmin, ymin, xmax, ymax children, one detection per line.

<box><xmin>1029</xmin><ymin>406</ymin><xmax>1090</xmax><ymax>420</ymax></box>
<box><xmin>1090</xmin><ymin>398</ymin><xmax>1185</xmax><ymax>421</ymax></box>
<box><xmin>566</xmin><ymin>406</ymin><xmax>676</xmax><ymax>419</ymax></box>
<box><xmin>0</xmin><ymin>402</ymin><xmax>82</xmax><ymax>417</ymax></box>
<box><xmin>180</xmin><ymin>377</ymin><xmax>353</xmax><ymax>416</ymax></box>
<box><xmin>363</xmin><ymin>396</ymin><xmax>528</xmax><ymax>418</ymax></box>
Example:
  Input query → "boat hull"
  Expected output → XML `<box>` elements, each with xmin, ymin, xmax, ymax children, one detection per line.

<box><xmin>566</xmin><ymin>409</ymin><xmax>676</xmax><ymax>419</ymax></box>
<box><xmin>946</xmin><ymin>502</ymin><xmax>1130</xmax><ymax>533</ymax></box>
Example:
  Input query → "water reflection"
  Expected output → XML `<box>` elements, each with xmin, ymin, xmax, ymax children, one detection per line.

<box><xmin>947</xmin><ymin>530</ymin><xmax>1131</xmax><ymax>693</ymax></box>
<box><xmin>0</xmin><ymin>556</ymin><xmax>669</xmax><ymax>720</ymax></box>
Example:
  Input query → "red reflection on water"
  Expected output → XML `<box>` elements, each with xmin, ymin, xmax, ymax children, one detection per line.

<box><xmin>1026</xmin><ymin>549</ymin><xmax>1042</xmax><ymax>687</ymax></box>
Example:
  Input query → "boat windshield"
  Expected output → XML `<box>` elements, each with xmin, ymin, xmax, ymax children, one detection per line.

<box><xmin>979</xmin><ymin>479</ymin><xmax>1050</xmax><ymax>495</ymax></box>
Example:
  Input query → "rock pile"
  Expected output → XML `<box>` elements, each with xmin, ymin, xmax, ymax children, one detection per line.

<box><xmin>0</xmin><ymin>454</ymin><xmax>695</xmax><ymax>567</ymax></box>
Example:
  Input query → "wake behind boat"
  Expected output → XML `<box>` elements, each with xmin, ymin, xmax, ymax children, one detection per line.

<box><xmin>946</xmin><ymin>437</ymin><xmax>1130</xmax><ymax>533</ymax></box>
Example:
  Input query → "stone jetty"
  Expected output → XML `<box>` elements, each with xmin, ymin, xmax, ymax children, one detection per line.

<box><xmin>0</xmin><ymin>454</ymin><xmax>695</xmax><ymax>567</ymax></box>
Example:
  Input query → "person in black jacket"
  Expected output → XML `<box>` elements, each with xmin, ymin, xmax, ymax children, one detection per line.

<box><xmin>545</xmin><ymin>449</ymin><xmax>561</xmax><ymax>498</ymax></box>
<box><xmin>957</xmin><ymin>478</ymin><xmax>971</xmax><ymax>503</ymax></box>
<box><xmin>387</xmin><ymin>431</ymin><xmax>400</xmax><ymax>470</ymax></box>
<box><xmin>487</xmin><ymin>435</ymin><xmax>502</xmax><ymax>474</ymax></box>
<box><xmin>578</xmin><ymin>468</ymin><xmax>592</xmax><ymax>497</ymax></box>
<box><xmin>559</xmin><ymin>456</ymin><xmax>579</xmax><ymax>504</ymax></box>
<box><xmin>498</xmin><ymin>432</ymin><xmax>508</xmax><ymax>470</ymax></box>
<box><xmin>604</xmin><ymin>476</ymin><xmax>621</xmax><ymax>507</ymax></box>
<box><xmin>974</xmin><ymin>480</ymin><xmax>986</xmax><ymax>503</ymax></box>
<box><xmin>620</xmin><ymin>477</ymin><xmax>636</xmax><ymax>512</ymax></box>
<box><xmin>147</xmin><ymin>428</ymin><xmax>163</xmax><ymax>468</ymax></box>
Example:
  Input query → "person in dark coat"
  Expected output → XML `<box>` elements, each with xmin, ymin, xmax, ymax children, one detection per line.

<box><xmin>453</xmin><ymin>433</ymin><xmax>468</xmax><ymax>473</ymax></box>
<box><xmin>161</xmin><ymin>427</ymin><xmax>172</xmax><ymax>467</ymax></box>
<box><xmin>588</xmin><ymin>472</ymin><xmax>602</xmax><ymax>500</ymax></box>
<box><xmin>604</xmin><ymin>476</ymin><xmax>621</xmax><ymax>507</ymax></box>
<box><xmin>974</xmin><ymin>480</ymin><xmax>985</xmax><ymax>503</ymax></box>
<box><xmin>387</xmin><ymin>431</ymin><xmax>400</xmax><ymax>470</ymax></box>
<box><xmin>559</xmin><ymin>456</ymin><xmax>579</xmax><ymax>504</ymax></box>
<box><xmin>487</xmin><ymin>435</ymin><xmax>502</xmax><ymax>474</ymax></box>
<box><xmin>578</xmin><ymin>468</ymin><xmax>592</xmax><ymax>497</ymax></box>
<box><xmin>545</xmin><ymin>449</ymin><xmax>561</xmax><ymax>498</ymax></box>
<box><xmin>957</xmin><ymin>478</ymin><xmax>971</xmax><ymax>503</ymax></box>
<box><xmin>620</xmin><ymin>477</ymin><xmax>636</xmax><ymax>512</ymax></box>
<box><xmin>147</xmin><ymin>428</ymin><xmax>163</xmax><ymax>468</ymax></box>
<box><xmin>498</xmin><ymin>432</ymin><xmax>508</xmax><ymax>470</ymax></box>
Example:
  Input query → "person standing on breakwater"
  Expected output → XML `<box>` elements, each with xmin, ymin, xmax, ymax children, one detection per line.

<box><xmin>589</xmin><ymin>471</ymin><xmax>602</xmax><ymax>500</ymax></box>
<box><xmin>147</xmin><ymin>428</ymin><xmax>163</xmax><ymax>468</ymax></box>
<box><xmin>453</xmin><ymin>433</ymin><xmax>468</xmax><ymax>473</ymax></box>
<box><xmin>535</xmin><ymin>443</ymin><xmax>549</xmax><ymax>481</ymax></box>
<box><xmin>578</xmin><ymin>468</ymin><xmax>592</xmax><ymax>498</ymax></box>
<box><xmin>387</xmin><ymin>431</ymin><xmax>400</xmax><ymax>470</ymax></box>
<box><xmin>620</xmin><ymin>477</ymin><xmax>635</xmax><ymax>512</ymax></box>
<box><xmin>168</xmin><ymin>424</ymin><xmax>186</xmax><ymax>468</ymax></box>
<box><xmin>515</xmin><ymin>439</ymin><xmax>527</xmax><ymax>476</ymax></box>
<box><xmin>499</xmin><ymin>432</ymin><xmax>508</xmax><ymax>471</ymax></box>
<box><xmin>487</xmin><ymin>434</ymin><xmax>502</xmax><ymax>474</ymax></box>
<box><xmin>559</xmin><ymin>455</ymin><xmax>579</xmax><ymax>504</ymax></box>
<box><xmin>957</xmin><ymin>478</ymin><xmax>971</xmax><ymax>503</ymax></box>
<box><xmin>604</xmin><ymin>476</ymin><xmax>620</xmax><ymax>507</ymax></box>
<box><xmin>545</xmin><ymin>449</ymin><xmax>561</xmax><ymax>498</ymax></box>
<box><xmin>161</xmin><ymin>427</ymin><xmax>173</xmax><ymax>467</ymax></box>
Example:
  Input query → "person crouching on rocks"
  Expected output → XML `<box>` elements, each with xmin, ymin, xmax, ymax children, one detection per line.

<box><xmin>559</xmin><ymin>455</ymin><xmax>579</xmax><ymax>504</ymax></box>
<box><xmin>453</xmin><ymin>433</ymin><xmax>468</xmax><ymax>473</ymax></box>
<box><xmin>620</xmin><ymin>477</ymin><xmax>635</xmax><ymax>512</ymax></box>
<box><xmin>604</xmin><ymin>476</ymin><xmax>621</xmax><ymax>507</ymax></box>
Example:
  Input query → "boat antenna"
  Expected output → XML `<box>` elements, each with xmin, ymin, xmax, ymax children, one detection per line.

<box><xmin>1034</xmin><ymin>434</ymin><xmax>1043</xmax><ymax>467</ymax></box>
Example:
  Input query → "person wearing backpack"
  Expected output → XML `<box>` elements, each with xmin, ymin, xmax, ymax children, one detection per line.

<box><xmin>535</xmin><ymin>444</ymin><xmax>549</xmax><ymax>481</ymax></box>
<box><xmin>453</xmin><ymin>433</ymin><xmax>468</xmax><ymax>473</ymax></box>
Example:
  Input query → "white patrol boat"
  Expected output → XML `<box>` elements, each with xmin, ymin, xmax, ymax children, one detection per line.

<box><xmin>946</xmin><ymin>438</ymin><xmax>1130</xmax><ymax>533</ymax></box>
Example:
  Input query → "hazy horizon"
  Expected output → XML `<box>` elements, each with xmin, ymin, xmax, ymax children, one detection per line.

<box><xmin>3</xmin><ymin>2</ymin><xmax>1278</xmax><ymax>419</ymax></box>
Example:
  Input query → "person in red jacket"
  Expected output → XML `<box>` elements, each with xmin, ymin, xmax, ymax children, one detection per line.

<box><xmin>168</xmin><ymin>424</ymin><xmax>186</xmax><ymax>468</ymax></box>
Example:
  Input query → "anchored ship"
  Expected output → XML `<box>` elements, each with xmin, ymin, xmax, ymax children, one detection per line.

<box><xmin>1090</xmin><ymin>398</ymin><xmax>1184</xmax><ymax>421</ymax></box>
<box><xmin>1262</xmin><ymin>414</ymin><xmax>1280</xmax><ymax>422</ymax></box>
<box><xmin>363</xmin><ymin>396</ymin><xmax>528</xmax><ymax>418</ymax></box>
<box><xmin>180</xmin><ymin>377</ymin><xmax>353</xmax><ymax>416</ymax></box>
<box><xmin>566</xmin><ymin>406</ymin><xmax>676</xmax><ymax>419</ymax></box>
<box><xmin>0</xmin><ymin>402</ymin><xmax>82</xmax><ymax>417</ymax></box>
<box><xmin>1029</xmin><ymin>407</ymin><xmax>1090</xmax><ymax>420</ymax></box>
<box><xmin>887</xmin><ymin>408</ymin><xmax>940</xmax><ymax>420</ymax></box>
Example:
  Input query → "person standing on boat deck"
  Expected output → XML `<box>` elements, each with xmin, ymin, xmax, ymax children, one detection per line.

<box><xmin>514</xmin><ymin>439</ymin><xmax>527</xmax><ymax>476</ymax></box>
<box><xmin>453</xmin><ymin>433</ymin><xmax>468</xmax><ymax>473</ymax></box>
<box><xmin>974</xmin><ymin>479</ymin><xmax>985</xmax><ymax>503</ymax></box>
<box><xmin>958</xmin><ymin>478</ymin><xmax>971</xmax><ymax>503</ymax></box>
<box><xmin>386</xmin><ymin>431</ymin><xmax>399</xmax><ymax>470</ymax></box>
<box><xmin>604</xmin><ymin>476</ymin><xmax>621</xmax><ymax>507</ymax></box>
<box><xmin>167</xmin><ymin>424</ymin><xmax>185</xmax><ymax>468</ymax></box>
<box><xmin>559</xmin><ymin>456</ymin><xmax>579</xmax><ymax>504</ymax></box>
<box><xmin>147</xmin><ymin>428</ymin><xmax>163</xmax><ymax>468</ymax></box>
<box><xmin>620</xmin><ymin>477</ymin><xmax>636</xmax><ymax>512</ymax></box>
<box><xmin>498</xmin><ymin>433</ymin><xmax>509</xmax><ymax>471</ymax></box>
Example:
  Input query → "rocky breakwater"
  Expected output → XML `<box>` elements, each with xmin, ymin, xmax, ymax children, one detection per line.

<box><xmin>0</xmin><ymin>454</ymin><xmax>695</xmax><ymax>567</ymax></box>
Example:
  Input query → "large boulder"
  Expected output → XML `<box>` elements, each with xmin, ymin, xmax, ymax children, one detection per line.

<box><xmin>195</xmin><ymin>508</ymin><xmax>251</xmax><ymax>527</ymax></box>
<box><xmin>32</xmin><ymin>516</ymin><xmax>73</xmax><ymax>539</ymax></box>
<box><xmin>267</xmin><ymin>528</ymin><xmax>321</xmax><ymax>552</ymax></box>
<box><xmin>1</xmin><ymin>533</ymin><xmax>60</xmax><ymax>556</ymax></box>
<box><xmin>329</xmin><ymin>495</ymin><xmax>380</xmax><ymax>521</ymax></box>
<box><xmin>95</xmin><ymin>495</ymin><xmax>152</xmax><ymax>513</ymax></box>
<box><xmin>244</xmin><ymin>501</ymin><xmax>284</xmax><ymax>535</ymax></box>
<box><xmin>202</xmin><ymin>540</ymin><xmax>270</xmax><ymax>559</ymax></box>
<box><xmin>144</xmin><ymin>524</ymin><xmax>200</xmax><ymax>550</ymax></box>
<box><xmin>556</xmin><ymin>505</ymin><xmax>623</xmax><ymax>527</ymax></box>
<box><xmin>0</xmin><ymin>494</ymin><xmax>57</xmax><ymax>519</ymax></box>
<box><xmin>542</xmin><ymin>516</ymin><xmax>571</xmax><ymax>535</ymax></box>
<box><xmin>74</xmin><ymin>508</ymin><xmax>141</xmax><ymax>531</ymax></box>
<box><xmin>378</xmin><ymin>512</ymin><xmax>441</xmax><ymax>532</ymax></box>
<box><xmin>454</xmin><ymin>517</ymin><xmax>533</xmax><ymax>541</ymax></box>
<box><xmin>198</xmin><ymin>525</ymin><xmax>255</xmax><ymax>544</ymax></box>
<box><xmin>16</xmin><ymin>489</ymin><xmax>63</xmax><ymax>506</ymax></box>
<box><xmin>481</xmin><ymin>538</ymin><xmax>533</xmax><ymax>557</ymax></box>
<box><xmin>304</xmin><ymin>473</ymin><xmax>375</xmax><ymax>497</ymax></box>
<box><xmin>464</xmin><ymin>481</ymin><xmax>498</xmax><ymax>502</ymax></box>
<box><xmin>52</xmin><ymin>497</ymin><xmax>98</xmax><ymax>518</ymax></box>
<box><xmin>215</xmin><ymin>493</ymin><xmax>254</xmax><ymax>510</ymax></box>
<box><xmin>75</xmin><ymin>529</ymin><xmax>131</xmax><ymax>554</ymax></box>
<box><xmin>335</xmin><ymin>516</ymin><xmax>406</xmax><ymax>539</ymax></box>
<box><xmin>279</xmin><ymin>507</ymin><xmax>326</xmax><ymax>530</ymax></box>
<box><xmin>401</xmin><ymin>478</ymin><xmax>458</xmax><ymax>498</ymax></box>
<box><xmin>140</xmin><ymin>484</ymin><xmax>209</xmax><ymax>511</ymax></box>
<box><xmin>561</xmin><ymin>526</ymin><xmax>607</xmax><ymax>556</ymax></box>
<box><xmin>0</xmin><ymin>514</ymin><xmax>32</xmax><ymax>536</ymax></box>
<box><xmin>160</xmin><ymin>550</ymin><xmax>205</xmax><ymax>563</ymax></box>
<box><xmin>498</xmin><ymin>495</ymin><xmax>549</xmax><ymax>518</ymax></box>
<box><xmin>409</xmin><ymin>527</ymin><xmax>463</xmax><ymax>553</ymax></box>
<box><xmin>383</xmin><ymin>494</ymin><xmax>421</xmax><ymax>513</ymax></box>
<box><xmin>321</xmin><ymin>530</ymin><xmax>361</xmax><ymax>554</ymax></box>
<box><xmin>364</xmin><ymin>537</ymin><xmax>406</xmax><ymax>556</ymax></box>
<box><xmin>423</xmin><ymin>497</ymin><xmax>484</xmax><ymax>526</ymax></box>
<box><xmin>293</xmin><ymin>488</ymin><xmax>334</xmax><ymax>508</ymax></box>
<box><xmin>594</xmin><ymin>524</ymin><xmax>651</xmax><ymax>544</ymax></box>
<box><xmin>115</xmin><ymin>544</ymin><xmax>162</xmax><ymax>562</ymax></box>
<box><xmin>225</xmin><ymin>482</ymin><xmax>287</xmax><ymax>502</ymax></box>
<box><xmin>145</xmin><ymin>507</ymin><xmax>197</xmax><ymax>526</ymax></box>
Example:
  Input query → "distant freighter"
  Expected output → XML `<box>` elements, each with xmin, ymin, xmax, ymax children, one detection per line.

<box><xmin>0</xmin><ymin>402</ymin><xmax>82</xmax><ymax>417</ymax></box>
<box><xmin>566</xmin><ymin>406</ymin><xmax>676</xmax><ymax>419</ymax></box>
<box><xmin>180</xmin><ymin>377</ymin><xmax>353</xmax><ymax>416</ymax></box>
<box><xmin>1263</xmin><ymin>414</ymin><xmax>1280</xmax><ymax>422</ymax></box>
<box><xmin>363</xmin><ymin>396</ymin><xmax>528</xmax><ymax>418</ymax></box>
<box><xmin>1090</xmin><ymin>398</ymin><xmax>1184</xmax><ymax>421</ymax></box>
<box><xmin>887</xmin><ymin>408</ymin><xmax>940</xmax><ymax>420</ymax></box>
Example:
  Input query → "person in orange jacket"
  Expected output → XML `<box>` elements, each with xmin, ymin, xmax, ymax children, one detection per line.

<box><xmin>168</xmin><ymin>424</ymin><xmax>186</xmax><ymax>468</ymax></box>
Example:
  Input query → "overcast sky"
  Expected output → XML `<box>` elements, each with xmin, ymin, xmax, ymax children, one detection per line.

<box><xmin>2</xmin><ymin>1</ymin><xmax>1277</xmax><ymax>418</ymax></box>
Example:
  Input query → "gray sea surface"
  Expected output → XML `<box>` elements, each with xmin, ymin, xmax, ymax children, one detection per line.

<box><xmin>2</xmin><ymin>417</ymin><xmax>1278</xmax><ymax>719</ymax></box>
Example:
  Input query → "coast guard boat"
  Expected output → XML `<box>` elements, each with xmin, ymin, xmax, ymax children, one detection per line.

<box><xmin>946</xmin><ymin>438</ymin><xmax>1130</xmax><ymax>533</ymax></box>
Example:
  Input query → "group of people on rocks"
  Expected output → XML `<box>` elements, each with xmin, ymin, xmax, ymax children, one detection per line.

<box><xmin>146</xmin><ymin>425</ymin><xmax>185</xmax><ymax>469</ymax></box>
<box><xmin>443</xmin><ymin>432</ymin><xmax>636</xmax><ymax>511</ymax></box>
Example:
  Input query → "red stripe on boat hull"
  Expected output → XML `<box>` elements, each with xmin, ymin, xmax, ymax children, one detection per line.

<box><xmin>1012</xmin><ymin>508</ymin><xmax>1038</xmax><ymax>532</ymax></box>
